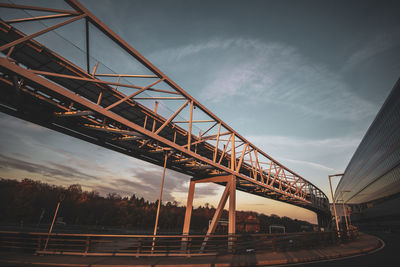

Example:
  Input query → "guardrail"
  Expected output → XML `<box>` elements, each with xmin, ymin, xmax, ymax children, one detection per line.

<box><xmin>0</xmin><ymin>229</ymin><xmax>358</xmax><ymax>257</ymax></box>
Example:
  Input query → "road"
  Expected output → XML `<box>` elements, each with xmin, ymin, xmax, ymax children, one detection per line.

<box><xmin>0</xmin><ymin>230</ymin><xmax>397</xmax><ymax>266</ymax></box>
<box><xmin>289</xmin><ymin>231</ymin><xmax>399</xmax><ymax>267</ymax></box>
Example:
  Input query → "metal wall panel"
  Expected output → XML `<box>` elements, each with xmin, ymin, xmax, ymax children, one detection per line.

<box><xmin>336</xmin><ymin>78</ymin><xmax>400</xmax><ymax>204</ymax></box>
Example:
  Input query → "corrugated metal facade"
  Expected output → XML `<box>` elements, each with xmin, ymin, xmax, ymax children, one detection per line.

<box><xmin>335</xmin><ymin>78</ymin><xmax>400</xmax><ymax>204</ymax></box>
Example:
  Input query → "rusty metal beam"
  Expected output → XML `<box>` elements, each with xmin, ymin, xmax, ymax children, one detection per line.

<box><xmin>6</xmin><ymin>13</ymin><xmax>75</xmax><ymax>24</ymax></box>
<box><xmin>0</xmin><ymin>3</ymin><xmax>80</xmax><ymax>15</ymax></box>
<box><xmin>154</xmin><ymin>100</ymin><xmax>189</xmax><ymax>134</ymax></box>
<box><xmin>105</xmin><ymin>78</ymin><xmax>165</xmax><ymax>111</ymax></box>
<box><xmin>0</xmin><ymin>14</ymin><xmax>86</xmax><ymax>52</ymax></box>
<box><xmin>55</xmin><ymin>110</ymin><xmax>94</xmax><ymax>117</ymax></box>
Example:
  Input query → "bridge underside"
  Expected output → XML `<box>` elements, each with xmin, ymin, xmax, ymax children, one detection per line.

<box><xmin>0</xmin><ymin>0</ymin><xmax>330</xmax><ymax>232</ymax></box>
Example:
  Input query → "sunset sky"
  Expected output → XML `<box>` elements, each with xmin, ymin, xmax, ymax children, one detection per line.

<box><xmin>1</xmin><ymin>0</ymin><xmax>400</xmax><ymax>223</ymax></box>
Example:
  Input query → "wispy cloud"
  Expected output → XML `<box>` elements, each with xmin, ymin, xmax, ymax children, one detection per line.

<box><xmin>248</xmin><ymin>135</ymin><xmax>361</xmax><ymax>150</ymax></box>
<box><xmin>115</xmin><ymin>167</ymin><xmax>218</xmax><ymax>202</ymax></box>
<box><xmin>342</xmin><ymin>28</ymin><xmax>400</xmax><ymax>72</ymax></box>
<box><xmin>151</xmin><ymin>38</ymin><xmax>379</xmax><ymax>121</ymax></box>
<box><xmin>0</xmin><ymin>153</ymin><xmax>98</xmax><ymax>181</ymax></box>
<box><xmin>278</xmin><ymin>157</ymin><xmax>334</xmax><ymax>172</ymax></box>
<box><xmin>245</xmin><ymin>134</ymin><xmax>361</xmax><ymax>179</ymax></box>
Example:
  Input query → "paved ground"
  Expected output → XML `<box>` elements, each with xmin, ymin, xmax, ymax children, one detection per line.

<box><xmin>0</xmin><ymin>232</ymin><xmax>383</xmax><ymax>267</ymax></box>
<box><xmin>294</xmin><ymin>230</ymin><xmax>398</xmax><ymax>267</ymax></box>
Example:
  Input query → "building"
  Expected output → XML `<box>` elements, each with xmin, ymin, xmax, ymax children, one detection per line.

<box><xmin>335</xmin><ymin>78</ymin><xmax>400</xmax><ymax>230</ymax></box>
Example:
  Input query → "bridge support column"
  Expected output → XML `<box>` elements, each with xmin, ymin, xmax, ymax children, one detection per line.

<box><xmin>182</xmin><ymin>181</ymin><xmax>196</xmax><ymax>236</ymax></box>
<box><xmin>181</xmin><ymin>180</ymin><xmax>195</xmax><ymax>252</ymax></box>
<box><xmin>181</xmin><ymin>175</ymin><xmax>236</xmax><ymax>252</ymax></box>
<box><xmin>229</xmin><ymin>175</ymin><xmax>236</xmax><ymax>235</ymax></box>
<box><xmin>228</xmin><ymin>175</ymin><xmax>236</xmax><ymax>251</ymax></box>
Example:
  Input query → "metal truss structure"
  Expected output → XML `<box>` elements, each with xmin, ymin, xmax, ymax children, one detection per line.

<box><xmin>0</xmin><ymin>0</ymin><xmax>330</xmax><ymax>234</ymax></box>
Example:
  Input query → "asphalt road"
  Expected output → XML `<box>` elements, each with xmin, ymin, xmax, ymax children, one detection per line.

<box><xmin>288</xmin><ymin>231</ymin><xmax>399</xmax><ymax>267</ymax></box>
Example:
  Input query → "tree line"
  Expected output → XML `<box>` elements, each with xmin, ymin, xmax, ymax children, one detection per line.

<box><xmin>0</xmin><ymin>178</ymin><xmax>313</xmax><ymax>233</ymax></box>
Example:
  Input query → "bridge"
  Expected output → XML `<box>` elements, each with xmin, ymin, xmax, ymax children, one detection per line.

<box><xmin>0</xmin><ymin>0</ymin><xmax>330</xmax><ymax>238</ymax></box>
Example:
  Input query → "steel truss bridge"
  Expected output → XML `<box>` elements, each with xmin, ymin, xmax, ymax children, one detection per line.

<box><xmin>0</xmin><ymin>0</ymin><xmax>330</xmax><ymax>236</ymax></box>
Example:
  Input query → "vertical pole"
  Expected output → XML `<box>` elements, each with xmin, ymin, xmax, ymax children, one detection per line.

<box><xmin>188</xmin><ymin>100</ymin><xmax>194</xmax><ymax>151</ymax></box>
<box><xmin>340</xmin><ymin>191</ymin><xmax>349</xmax><ymax>231</ymax></box>
<box><xmin>152</xmin><ymin>101</ymin><xmax>159</xmax><ymax>132</ymax></box>
<box><xmin>152</xmin><ymin>152</ymin><xmax>168</xmax><ymax>252</ymax></box>
<box><xmin>213</xmin><ymin>123</ymin><xmax>221</xmax><ymax>162</ymax></box>
<box><xmin>228</xmin><ymin>176</ymin><xmax>236</xmax><ymax>235</ymax></box>
<box><xmin>328</xmin><ymin>176</ymin><xmax>340</xmax><ymax>236</ymax></box>
<box><xmin>85</xmin><ymin>18</ymin><xmax>90</xmax><ymax>73</ymax></box>
<box><xmin>231</xmin><ymin>134</ymin><xmax>235</xmax><ymax>171</ymax></box>
<box><xmin>182</xmin><ymin>181</ymin><xmax>195</xmax><ymax>235</ymax></box>
<box><xmin>228</xmin><ymin>176</ymin><xmax>236</xmax><ymax>251</ymax></box>
<box><xmin>44</xmin><ymin>201</ymin><xmax>60</xmax><ymax>250</ymax></box>
<box><xmin>181</xmin><ymin>180</ymin><xmax>195</xmax><ymax>252</ymax></box>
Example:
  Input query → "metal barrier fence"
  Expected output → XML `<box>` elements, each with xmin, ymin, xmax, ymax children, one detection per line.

<box><xmin>0</xmin><ymin>229</ymin><xmax>358</xmax><ymax>257</ymax></box>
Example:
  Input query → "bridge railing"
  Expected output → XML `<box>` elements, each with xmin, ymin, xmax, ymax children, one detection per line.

<box><xmin>0</xmin><ymin>229</ymin><xmax>358</xmax><ymax>257</ymax></box>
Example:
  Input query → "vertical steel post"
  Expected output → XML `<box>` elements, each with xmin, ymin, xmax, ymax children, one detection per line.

<box><xmin>152</xmin><ymin>101</ymin><xmax>159</xmax><ymax>132</ymax></box>
<box><xmin>329</xmin><ymin>176</ymin><xmax>339</xmax><ymax>234</ymax></box>
<box><xmin>85</xmin><ymin>18</ymin><xmax>90</xmax><ymax>73</ymax></box>
<box><xmin>328</xmin><ymin>174</ymin><xmax>343</xmax><ymax>237</ymax></box>
<box><xmin>44</xmin><ymin>201</ymin><xmax>61</xmax><ymax>250</ymax></box>
<box><xmin>213</xmin><ymin>123</ymin><xmax>221</xmax><ymax>162</ymax></box>
<box><xmin>181</xmin><ymin>180</ymin><xmax>195</xmax><ymax>252</ymax></box>
<box><xmin>152</xmin><ymin>152</ymin><xmax>168</xmax><ymax>252</ymax></box>
<box><xmin>188</xmin><ymin>100</ymin><xmax>193</xmax><ymax>151</ymax></box>
<box><xmin>228</xmin><ymin>176</ymin><xmax>236</xmax><ymax>235</ymax></box>
<box><xmin>230</xmin><ymin>134</ymin><xmax>235</xmax><ymax>171</ymax></box>
<box><xmin>340</xmin><ymin>191</ymin><xmax>349</xmax><ymax>231</ymax></box>
<box><xmin>182</xmin><ymin>181</ymin><xmax>195</xmax><ymax>235</ymax></box>
<box><xmin>228</xmin><ymin>176</ymin><xmax>236</xmax><ymax>251</ymax></box>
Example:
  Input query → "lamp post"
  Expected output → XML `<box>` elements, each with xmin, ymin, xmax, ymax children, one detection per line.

<box><xmin>328</xmin><ymin>173</ymin><xmax>343</xmax><ymax>236</ymax></box>
<box><xmin>340</xmin><ymin>190</ymin><xmax>351</xmax><ymax>231</ymax></box>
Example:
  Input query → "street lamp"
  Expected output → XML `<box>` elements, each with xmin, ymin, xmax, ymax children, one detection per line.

<box><xmin>328</xmin><ymin>173</ymin><xmax>343</xmax><ymax>235</ymax></box>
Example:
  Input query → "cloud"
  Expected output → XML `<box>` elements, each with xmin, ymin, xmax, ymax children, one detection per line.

<box><xmin>247</xmin><ymin>135</ymin><xmax>360</xmax><ymax>150</ymax></box>
<box><xmin>151</xmin><ymin>38</ymin><xmax>378</xmax><ymax>121</ymax></box>
<box><xmin>244</xmin><ymin>134</ymin><xmax>361</xmax><ymax>181</ymax></box>
<box><xmin>113</xmin><ymin>167</ymin><xmax>220</xmax><ymax>202</ymax></box>
<box><xmin>0</xmin><ymin>153</ymin><xmax>98</xmax><ymax>181</ymax></box>
<box><xmin>278</xmin><ymin>158</ymin><xmax>334</xmax><ymax>172</ymax></box>
<box><xmin>343</xmin><ymin>29</ymin><xmax>400</xmax><ymax>72</ymax></box>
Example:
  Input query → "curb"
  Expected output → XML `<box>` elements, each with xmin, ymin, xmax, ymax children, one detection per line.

<box><xmin>265</xmin><ymin>238</ymin><xmax>384</xmax><ymax>266</ymax></box>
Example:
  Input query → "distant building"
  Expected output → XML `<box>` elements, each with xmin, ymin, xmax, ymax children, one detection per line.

<box><xmin>238</xmin><ymin>215</ymin><xmax>260</xmax><ymax>233</ymax></box>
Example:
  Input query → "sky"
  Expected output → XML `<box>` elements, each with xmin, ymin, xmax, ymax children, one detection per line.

<box><xmin>0</xmin><ymin>0</ymin><xmax>400</xmax><ymax>224</ymax></box>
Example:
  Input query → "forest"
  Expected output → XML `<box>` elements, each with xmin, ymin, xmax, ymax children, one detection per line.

<box><xmin>0</xmin><ymin>178</ymin><xmax>314</xmax><ymax>234</ymax></box>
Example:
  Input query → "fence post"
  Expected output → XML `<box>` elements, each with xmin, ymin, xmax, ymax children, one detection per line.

<box><xmin>272</xmin><ymin>235</ymin><xmax>276</xmax><ymax>252</ymax></box>
<box><xmin>136</xmin><ymin>237</ymin><xmax>141</xmax><ymax>258</ymax></box>
<box><xmin>187</xmin><ymin>237</ymin><xmax>192</xmax><ymax>258</ymax></box>
<box><xmin>84</xmin><ymin>236</ymin><xmax>90</xmax><ymax>255</ymax></box>
<box><xmin>36</xmin><ymin>235</ymin><xmax>42</xmax><ymax>253</ymax></box>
